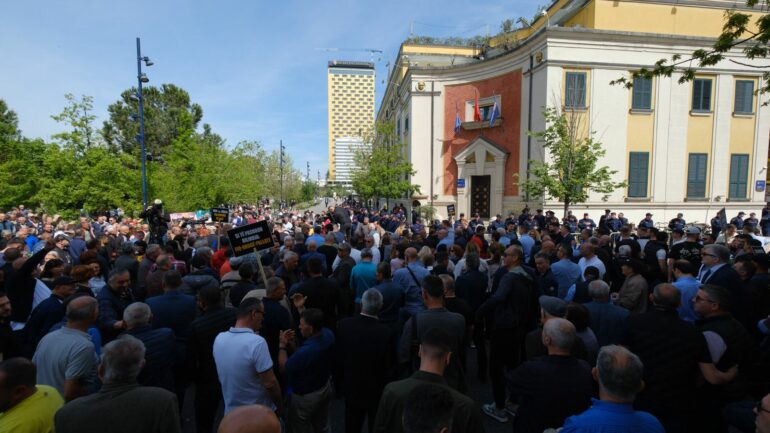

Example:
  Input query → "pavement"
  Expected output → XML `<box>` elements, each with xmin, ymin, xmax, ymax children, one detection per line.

<box><xmin>182</xmin><ymin>344</ymin><xmax>512</xmax><ymax>433</ymax></box>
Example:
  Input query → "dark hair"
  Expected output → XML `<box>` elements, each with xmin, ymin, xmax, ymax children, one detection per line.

<box><xmin>421</xmin><ymin>274</ymin><xmax>444</xmax><ymax>299</ymax></box>
<box><xmin>162</xmin><ymin>271</ymin><xmax>183</xmax><ymax>289</ymax></box>
<box><xmin>583</xmin><ymin>265</ymin><xmax>601</xmax><ymax>280</ymax></box>
<box><xmin>239</xmin><ymin>263</ymin><xmax>255</xmax><ymax>280</ymax></box>
<box><xmin>307</xmin><ymin>257</ymin><xmax>324</xmax><ymax>275</ymax></box>
<box><xmin>565</xmin><ymin>302</ymin><xmax>591</xmax><ymax>331</ymax></box>
<box><xmin>672</xmin><ymin>259</ymin><xmax>694</xmax><ymax>275</ymax></box>
<box><xmin>236</xmin><ymin>297</ymin><xmax>263</xmax><ymax>319</ymax></box>
<box><xmin>198</xmin><ymin>285</ymin><xmax>221</xmax><ymax>307</ymax></box>
<box><xmin>419</xmin><ymin>327</ymin><xmax>452</xmax><ymax>358</ymax></box>
<box><xmin>42</xmin><ymin>259</ymin><xmax>65</xmax><ymax>278</ymax></box>
<box><xmin>376</xmin><ymin>261</ymin><xmax>391</xmax><ymax>279</ymax></box>
<box><xmin>300</xmin><ymin>308</ymin><xmax>324</xmax><ymax>331</ymax></box>
<box><xmin>2</xmin><ymin>248</ymin><xmax>20</xmax><ymax>263</ymax></box>
<box><xmin>403</xmin><ymin>384</ymin><xmax>455</xmax><ymax>433</ymax></box>
<box><xmin>700</xmin><ymin>284</ymin><xmax>732</xmax><ymax>311</ymax></box>
<box><xmin>191</xmin><ymin>255</ymin><xmax>208</xmax><ymax>270</ymax></box>
<box><xmin>0</xmin><ymin>357</ymin><xmax>36</xmax><ymax>389</ymax></box>
<box><xmin>465</xmin><ymin>253</ymin><xmax>480</xmax><ymax>271</ymax></box>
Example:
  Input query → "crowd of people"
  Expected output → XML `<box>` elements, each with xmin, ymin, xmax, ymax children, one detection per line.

<box><xmin>1</xmin><ymin>200</ymin><xmax>770</xmax><ymax>433</ymax></box>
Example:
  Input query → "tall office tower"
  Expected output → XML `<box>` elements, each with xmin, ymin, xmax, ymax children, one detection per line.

<box><xmin>327</xmin><ymin>60</ymin><xmax>375</xmax><ymax>184</ymax></box>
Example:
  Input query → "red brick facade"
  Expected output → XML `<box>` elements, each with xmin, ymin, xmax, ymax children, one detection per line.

<box><xmin>442</xmin><ymin>70</ymin><xmax>522</xmax><ymax>196</ymax></box>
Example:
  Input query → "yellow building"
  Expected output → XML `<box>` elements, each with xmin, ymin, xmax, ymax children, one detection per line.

<box><xmin>377</xmin><ymin>0</ymin><xmax>769</xmax><ymax>223</ymax></box>
<box><xmin>327</xmin><ymin>61</ymin><xmax>375</xmax><ymax>183</ymax></box>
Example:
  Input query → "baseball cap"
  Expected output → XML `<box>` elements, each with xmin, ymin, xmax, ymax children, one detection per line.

<box><xmin>685</xmin><ymin>226</ymin><xmax>701</xmax><ymax>235</ymax></box>
<box><xmin>53</xmin><ymin>276</ymin><xmax>77</xmax><ymax>287</ymax></box>
<box><xmin>539</xmin><ymin>296</ymin><xmax>567</xmax><ymax>318</ymax></box>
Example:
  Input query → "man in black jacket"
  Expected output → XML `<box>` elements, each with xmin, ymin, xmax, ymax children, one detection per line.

<box><xmin>330</xmin><ymin>206</ymin><xmax>352</xmax><ymax>241</ymax></box>
<box><xmin>189</xmin><ymin>286</ymin><xmax>236</xmax><ymax>433</ymax></box>
<box><xmin>6</xmin><ymin>242</ymin><xmax>54</xmax><ymax>327</ymax></box>
<box><xmin>476</xmin><ymin>245</ymin><xmax>538</xmax><ymax>423</ymax></box>
<box><xmin>292</xmin><ymin>257</ymin><xmax>343</xmax><ymax>330</ymax></box>
<box><xmin>336</xmin><ymin>289</ymin><xmax>395</xmax><ymax>433</ymax></box>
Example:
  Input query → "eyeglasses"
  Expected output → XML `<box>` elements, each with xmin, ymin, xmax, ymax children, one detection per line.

<box><xmin>701</xmin><ymin>253</ymin><xmax>717</xmax><ymax>258</ymax></box>
<box><xmin>756</xmin><ymin>401</ymin><xmax>770</xmax><ymax>415</ymax></box>
<box><xmin>694</xmin><ymin>294</ymin><xmax>715</xmax><ymax>304</ymax></box>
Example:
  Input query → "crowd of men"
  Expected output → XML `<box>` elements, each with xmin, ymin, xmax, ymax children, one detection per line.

<box><xmin>1</xmin><ymin>200</ymin><xmax>770</xmax><ymax>433</ymax></box>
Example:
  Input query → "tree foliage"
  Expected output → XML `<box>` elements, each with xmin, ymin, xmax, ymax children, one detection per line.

<box><xmin>351</xmin><ymin>122</ymin><xmax>419</xmax><ymax>202</ymax></box>
<box><xmin>518</xmin><ymin>108</ymin><xmax>626</xmax><ymax>217</ymax></box>
<box><xmin>101</xmin><ymin>83</ymin><xmax>203</xmax><ymax>156</ymax></box>
<box><xmin>0</xmin><ymin>87</ymin><xmax>307</xmax><ymax>216</ymax></box>
<box><xmin>611</xmin><ymin>3</ymin><xmax>770</xmax><ymax>100</ymax></box>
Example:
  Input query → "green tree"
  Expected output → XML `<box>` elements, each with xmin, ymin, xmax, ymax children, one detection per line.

<box><xmin>351</xmin><ymin>122</ymin><xmax>419</xmax><ymax>203</ymax></box>
<box><xmin>612</xmin><ymin>2</ymin><xmax>770</xmax><ymax>98</ymax></box>
<box><xmin>37</xmin><ymin>95</ymin><xmax>141</xmax><ymax>216</ymax></box>
<box><xmin>518</xmin><ymin>108</ymin><xmax>626</xmax><ymax>217</ymax></box>
<box><xmin>102</xmin><ymin>84</ymin><xmax>203</xmax><ymax>156</ymax></box>
<box><xmin>0</xmin><ymin>100</ymin><xmax>40</xmax><ymax>209</ymax></box>
<box><xmin>50</xmin><ymin>94</ymin><xmax>99</xmax><ymax>156</ymax></box>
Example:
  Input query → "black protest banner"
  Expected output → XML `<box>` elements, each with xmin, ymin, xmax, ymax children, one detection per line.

<box><xmin>211</xmin><ymin>207</ymin><xmax>230</xmax><ymax>223</ymax></box>
<box><xmin>447</xmin><ymin>204</ymin><xmax>456</xmax><ymax>217</ymax></box>
<box><xmin>227</xmin><ymin>221</ymin><xmax>272</xmax><ymax>256</ymax></box>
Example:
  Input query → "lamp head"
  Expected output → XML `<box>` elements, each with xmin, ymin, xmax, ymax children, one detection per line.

<box><xmin>139</xmin><ymin>73</ymin><xmax>149</xmax><ymax>83</ymax></box>
<box><xmin>143</xmin><ymin>57</ymin><xmax>154</xmax><ymax>66</ymax></box>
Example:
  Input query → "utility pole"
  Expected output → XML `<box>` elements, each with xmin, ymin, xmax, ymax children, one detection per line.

<box><xmin>279</xmin><ymin>140</ymin><xmax>285</xmax><ymax>208</ymax></box>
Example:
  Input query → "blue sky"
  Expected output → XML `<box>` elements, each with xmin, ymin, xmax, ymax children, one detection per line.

<box><xmin>0</xmin><ymin>0</ymin><xmax>542</xmax><ymax>176</ymax></box>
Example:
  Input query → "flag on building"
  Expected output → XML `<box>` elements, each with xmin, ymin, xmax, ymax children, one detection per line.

<box><xmin>473</xmin><ymin>90</ymin><xmax>481</xmax><ymax>122</ymax></box>
<box><xmin>454</xmin><ymin>103</ymin><xmax>461</xmax><ymax>133</ymax></box>
<box><xmin>488</xmin><ymin>101</ymin><xmax>500</xmax><ymax>127</ymax></box>
<box><xmin>718</xmin><ymin>207</ymin><xmax>727</xmax><ymax>229</ymax></box>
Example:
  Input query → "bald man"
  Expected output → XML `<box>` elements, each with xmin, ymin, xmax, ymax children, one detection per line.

<box><xmin>217</xmin><ymin>404</ymin><xmax>280</xmax><ymax>433</ymax></box>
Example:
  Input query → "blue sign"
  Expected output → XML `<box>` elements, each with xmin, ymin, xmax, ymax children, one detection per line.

<box><xmin>457</xmin><ymin>178</ymin><xmax>466</xmax><ymax>188</ymax></box>
<box><xmin>756</xmin><ymin>180</ymin><xmax>766</xmax><ymax>192</ymax></box>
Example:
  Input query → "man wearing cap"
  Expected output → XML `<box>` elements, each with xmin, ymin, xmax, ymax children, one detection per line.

<box><xmin>668</xmin><ymin>213</ymin><xmax>686</xmax><ymax>232</ymax></box>
<box><xmin>746</xmin><ymin>212</ymin><xmax>759</xmax><ymax>230</ymax></box>
<box><xmin>489</xmin><ymin>214</ymin><xmax>505</xmax><ymax>233</ymax></box>
<box><xmin>730</xmin><ymin>212</ymin><xmax>746</xmax><ymax>230</ymax></box>
<box><xmin>22</xmin><ymin>276</ymin><xmax>78</xmax><ymax>356</ymax></box>
<box><xmin>53</xmin><ymin>234</ymin><xmax>73</xmax><ymax>268</ymax></box>
<box><xmin>578</xmin><ymin>213</ymin><xmax>596</xmax><ymax>231</ymax></box>
<box><xmin>525</xmin><ymin>295</ymin><xmax>587</xmax><ymax>361</ymax></box>
<box><xmin>638</xmin><ymin>213</ymin><xmax>655</xmax><ymax>230</ymax></box>
<box><xmin>140</xmin><ymin>199</ymin><xmax>170</xmax><ymax>245</ymax></box>
<box><xmin>669</xmin><ymin>226</ymin><xmax>703</xmax><ymax>271</ymax></box>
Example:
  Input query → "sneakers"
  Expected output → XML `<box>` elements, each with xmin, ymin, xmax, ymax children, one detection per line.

<box><xmin>482</xmin><ymin>403</ymin><xmax>509</xmax><ymax>423</ymax></box>
<box><xmin>504</xmin><ymin>401</ymin><xmax>519</xmax><ymax>417</ymax></box>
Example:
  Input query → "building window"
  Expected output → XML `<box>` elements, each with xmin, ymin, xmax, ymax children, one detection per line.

<box><xmin>628</xmin><ymin>152</ymin><xmax>649</xmax><ymax>198</ymax></box>
<box><xmin>404</xmin><ymin>115</ymin><xmax>409</xmax><ymax>132</ymax></box>
<box><xmin>687</xmin><ymin>153</ymin><xmax>708</xmax><ymax>198</ymax></box>
<box><xmin>692</xmin><ymin>78</ymin><xmax>712</xmax><ymax>112</ymax></box>
<box><xmin>565</xmin><ymin>72</ymin><xmax>587</xmax><ymax>109</ymax></box>
<box><xmin>631</xmin><ymin>76</ymin><xmax>652</xmax><ymax>110</ymax></box>
<box><xmin>729</xmin><ymin>154</ymin><xmax>749</xmax><ymax>199</ymax></box>
<box><xmin>734</xmin><ymin>80</ymin><xmax>754</xmax><ymax>114</ymax></box>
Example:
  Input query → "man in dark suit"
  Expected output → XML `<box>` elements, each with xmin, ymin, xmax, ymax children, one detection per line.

<box><xmin>146</xmin><ymin>271</ymin><xmax>197</xmax><ymax>407</ymax></box>
<box><xmin>697</xmin><ymin>244</ymin><xmax>741</xmax><ymax>312</ymax></box>
<box><xmin>189</xmin><ymin>285</ymin><xmax>236</xmax><ymax>433</ymax></box>
<box><xmin>331</xmin><ymin>206</ymin><xmax>352</xmax><ymax>241</ymax></box>
<box><xmin>336</xmin><ymin>289</ymin><xmax>395</xmax><ymax>433</ymax></box>
<box><xmin>292</xmin><ymin>257</ymin><xmax>343</xmax><ymax>330</ymax></box>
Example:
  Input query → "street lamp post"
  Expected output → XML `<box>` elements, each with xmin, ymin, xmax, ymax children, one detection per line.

<box><xmin>135</xmin><ymin>37</ymin><xmax>153</xmax><ymax>208</ymax></box>
<box><xmin>279</xmin><ymin>140</ymin><xmax>285</xmax><ymax>208</ymax></box>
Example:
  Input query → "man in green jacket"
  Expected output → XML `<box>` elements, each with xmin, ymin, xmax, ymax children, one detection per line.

<box><xmin>373</xmin><ymin>327</ymin><xmax>485</xmax><ymax>433</ymax></box>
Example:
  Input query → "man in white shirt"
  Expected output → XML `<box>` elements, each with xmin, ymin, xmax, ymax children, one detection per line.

<box><xmin>213</xmin><ymin>298</ymin><xmax>282</xmax><ymax>415</ymax></box>
<box><xmin>577</xmin><ymin>243</ymin><xmax>606</xmax><ymax>281</ymax></box>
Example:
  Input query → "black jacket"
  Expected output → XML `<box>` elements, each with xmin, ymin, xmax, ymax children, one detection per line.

<box><xmin>476</xmin><ymin>266</ymin><xmax>539</xmax><ymax>331</ymax></box>
<box><xmin>7</xmin><ymin>246</ymin><xmax>53</xmax><ymax>323</ymax></box>
<box><xmin>335</xmin><ymin>314</ymin><xmax>395</xmax><ymax>406</ymax></box>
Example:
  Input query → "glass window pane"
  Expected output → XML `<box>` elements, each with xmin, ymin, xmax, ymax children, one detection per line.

<box><xmin>729</xmin><ymin>154</ymin><xmax>749</xmax><ymax>198</ymax></box>
<box><xmin>565</xmin><ymin>72</ymin><xmax>586</xmax><ymax>108</ymax></box>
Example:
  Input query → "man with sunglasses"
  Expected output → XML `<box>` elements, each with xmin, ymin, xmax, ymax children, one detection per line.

<box><xmin>693</xmin><ymin>284</ymin><xmax>755</xmax><ymax>431</ymax></box>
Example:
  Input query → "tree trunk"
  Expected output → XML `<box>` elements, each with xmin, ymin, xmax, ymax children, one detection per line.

<box><xmin>563</xmin><ymin>196</ymin><xmax>570</xmax><ymax>219</ymax></box>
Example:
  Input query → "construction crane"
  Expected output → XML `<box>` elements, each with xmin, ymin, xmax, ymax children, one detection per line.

<box><xmin>315</xmin><ymin>47</ymin><xmax>384</xmax><ymax>63</ymax></box>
